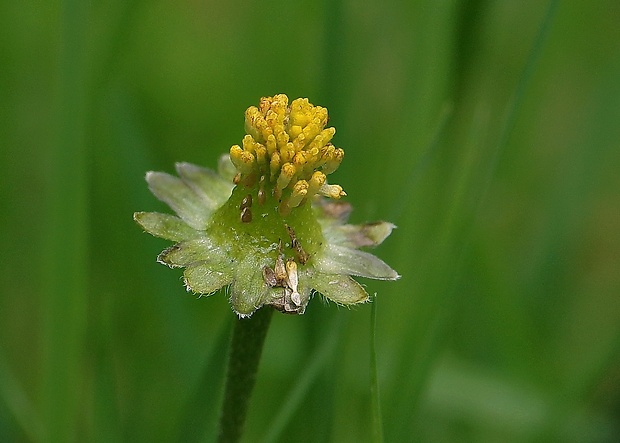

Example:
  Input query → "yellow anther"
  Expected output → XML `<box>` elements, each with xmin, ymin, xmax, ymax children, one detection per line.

<box><xmin>302</xmin><ymin>122</ymin><xmax>320</xmax><ymax>142</ymax></box>
<box><xmin>270</xmin><ymin>151</ymin><xmax>281</xmax><ymax>181</ymax></box>
<box><xmin>246</xmin><ymin>109</ymin><xmax>269</xmax><ymax>141</ymax></box>
<box><xmin>241</xmin><ymin>151</ymin><xmax>256</xmax><ymax>170</ymax></box>
<box><xmin>230</xmin><ymin>94</ymin><xmax>347</xmax><ymax>208</ymax></box>
<box><xmin>230</xmin><ymin>145</ymin><xmax>255</xmax><ymax>174</ymax></box>
<box><xmin>305</xmin><ymin>147</ymin><xmax>320</xmax><ymax>162</ymax></box>
<box><xmin>289</xmin><ymin>180</ymin><xmax>308</xmax><ymax>208</ymax></box>
<box><xmin>315</xmin><ymin>107</ymin><xmax>328</xmax><ymax>127</ymax></box>
<box><xmin>276</xmin><ymin>163</ymin><xmax>296</xmax><ymax>191</ymax></box>
<box><xmin>292</xmin><ymin>133</ymin><xmax>306</xmax><ymax>151</ymax></box>
<box><xmin>320</xmin><ymin>127</ymin><xmax>335</xmax><ymax>145</ymax></box>
<box><xmin>242</xmin><ymin>134</ymin><xmax>255</xmax><ymax>153</ymax></box>
<box><xmin>319</xmin><ymin>183</ymin><xmax>346</xmax><ymax>199</ymax></box>
<box><xmin>289</xmin><ymin>99</ymin><xmax>312</xmax><ymax>127</ymax></box>
<box><xmin>308</xmin><ymin>171</ymin><xmax>326</xmax><ymax>196</ymax></box>
<box><xmin>292</xmin><ymin>151</ymin><xmax>307</xmax><ymax>168</ymax></box>
<box><xmin>271</xmin><ymin>94</ymin><xmax>289</xmax><ymax>113</ymax></box>
<box><xmin>259</xmin><ymin>122</ymin><xmax>273</xmax><ymax>142</ymax></box>
<box><xmin>259</xmin><ymin>96</ymin><xmax>272</xmax><ymax>113</ymax></box>
<box><xmin>307</xmin><ymin>133</ymin><xmax>332</xmax><ymax>154</ymax></box>
<box><xmin>230</xmin><ymin>144</ymin><xmax>243</xmax><ymax>164</ymax></box>
<box><xmin>266</xmin><ymin>134</ymin><xmax>277</xmax><ymax>156</ymax></box>
<box><xmin>322</xmin><ymin>147</ymin><xmax>344</xmax><ymax>174</ymax></box>
<box><xmin>280</xmin><ymin>142</ymin><xmax>295</xmax><ymax>163</ymax></box>
<box><xmin>289</xmin><ymin>125</ymin><xmax>302</xmax><ymax>140</ymax></box>
<box><xmin>244</xmin><ymin>107</ymin><xmax>261</xmax><ymax>139</ymax></box>
<box><xmin>265</xmin><ymin>109</ymin><xmax>278</xmax><ymax>128</ymax></box>
<box><xmin>276</xmin><ymin>130</ymin><xmax>289</xmax><ymax>149</ymax></box>
<box><xmin>319</xmin><ymin>144</ymin><xmax>334</xmax><ymax>161</ymax></box>
<box><xmin>273</xmin><ymin>122</ymin><xmax>286</xmax><ymax>141</ymax></box>
<box><xmin>245</xmin><ymin>106</ymin><xmax>259</xmax><ymax>123</ymax></box>
<box><xmin>255</xmin><ymin>145</ymin><xmax>267</xmax><ymax>168</ymax></box>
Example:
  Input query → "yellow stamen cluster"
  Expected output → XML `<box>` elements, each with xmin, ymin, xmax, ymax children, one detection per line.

<box><xmin>229</xmin><ymin>94</ymin><xmax>346</xmax><ymax>214</ymax></box>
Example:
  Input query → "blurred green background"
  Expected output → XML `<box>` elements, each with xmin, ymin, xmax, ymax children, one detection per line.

<box><xmin>2</xmin><ymin>0</ymin><xmax>620</xmax><ymax>441</ymax></box>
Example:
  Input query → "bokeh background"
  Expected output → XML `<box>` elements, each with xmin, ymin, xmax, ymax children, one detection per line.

<box><xmin>2</xmin><ymin>0</ymin><xmax>620</xmax><ymax>441</ymax></box>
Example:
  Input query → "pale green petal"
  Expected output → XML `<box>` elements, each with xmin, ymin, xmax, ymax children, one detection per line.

<box><xmin>314</xmin><ymin>244</ymin><xmax>400</xmax><ymax>280</ymax></box>
<box><xmin>146</xmin><ymin>171</ymin><xmax>212</xmax><ymax>230</ymax></box>
<box><xmin>183</xmin><ymin>261</ymin><xmax>233</xmax><ymax>295</ymax></box>
<box><xmin>310</xmin><ymin>273</ymin><xmax>369</xmax><ymax>305</ymax></box>
<box><xmin>157</xmin><ymin>238</ymin><xmax>231</xmax><ymax>268</ymax></box>
<box><xmin>133</xmin><ymin>212</ymin><xmax>200</xmax><ymax>242</ymax></box>
<box><xmin>217</xmin><ymin>154</ymin><xmax>237</xmax><ymax>182</ymax></box>
<box><xmin>175</xmin><ymin>162</ymin><xmax>233</xmax><ymax>209</ymax></box>
<box><xmin>325</xmin><ymin>222</ymin><xmax>396</xmax><ymax>248</ymax></box>
<box><xmin>230</xmin><ymin>257</ymin><xmax>270</xmax><ymax>317</ymax></box>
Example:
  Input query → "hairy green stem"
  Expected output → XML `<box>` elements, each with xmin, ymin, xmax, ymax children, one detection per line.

<box><xmin>218</xmin><ymin>307</ymin><xmax>274</xmax><ymax>443</ymax></box>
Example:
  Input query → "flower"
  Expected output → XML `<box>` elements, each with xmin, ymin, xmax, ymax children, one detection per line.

<box><xmin>134</xmin><ymin>94</ymin><xmax>399</xmax><ymax>317</ymax></box>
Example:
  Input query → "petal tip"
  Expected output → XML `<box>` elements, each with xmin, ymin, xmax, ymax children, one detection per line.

<box><xmin>174</xmin><ymin>161</ymin><xmax>195</xmax><ymax>175</ymax></box>
<box><xmin>145</xmin><ymin>170</ymin><xmax>157</xmax><ymax>182</ymax></box>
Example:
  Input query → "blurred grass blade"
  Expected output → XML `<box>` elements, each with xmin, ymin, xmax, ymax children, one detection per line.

<box><xmin>261</xmin><ymin>317</ymin><xmax>341</xmax><ymax>443</ymax></box>
<box><xmin>42</xmin><ymin>0</ymin><xmax>90</xmax><ymax>440</ymax></box>
<box><xmin>484</xmin><ymin>0</ymin><xmax>560</xmax><ymax>192</ymax></box>
<box><xmin>177</xmin><ymin>318</ymin><xmax>231</xmax><ymax>443</ymax></box>
<box><xmin>0</xmin><ymin>350</ymin><xmax>43</xmax><ymax>442</ymax></box>
<box><xmin>390</xmin><ymin>102</ymin><xmax>453</xmax><ymax>223</ymax></box>
<box><xmin>370</xmin><ymin>295</ymin><xmax>384</xmax><ymax>443</ymax></box>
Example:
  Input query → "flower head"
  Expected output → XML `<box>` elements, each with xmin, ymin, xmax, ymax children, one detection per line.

<box><xmin>135</xmin><ymin>94</ymin><xmax>399</xmax><ymax>317</ymax></box>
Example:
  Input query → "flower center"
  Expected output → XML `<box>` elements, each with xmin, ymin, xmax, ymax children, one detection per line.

<box><xmin>229</xmin><ymin>94</ymin><xmax>346</xmax><ymax>215</ymax></box>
